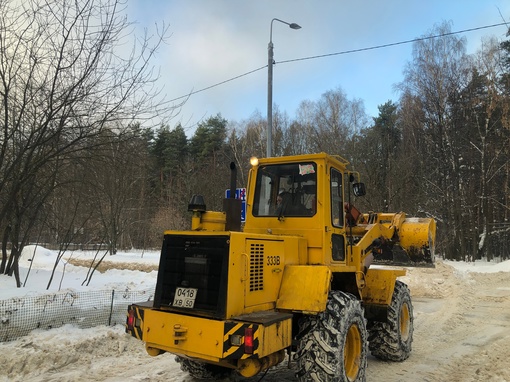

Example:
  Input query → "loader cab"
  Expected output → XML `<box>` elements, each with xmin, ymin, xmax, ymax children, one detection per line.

<box><xmin>245</xmin><ymin>153</ymin><xmax>367</xmax><ymax>267</ymax></box>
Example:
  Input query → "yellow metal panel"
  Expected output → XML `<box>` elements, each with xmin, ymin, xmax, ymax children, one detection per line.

<box><xmin>244</xmin><ymin>239</ymin><xmax>285</xmax><ymax>309</ymax></box>
<box><xmin>226</xmin><ymin>232</ymin><xmax>308</xmax><ymax>318</ymax></box>
<box><xmin>226</xmin><ymin>233</ymin><xmax>249</xmax><ymax>317</ymax></box>
<box><xmin>276</xmin><ymin>265</ymin><xmax>331</xmax><ymax>313</ymax></box>
<box><xmin>362</xmin><ymin>268</ymin><xmax>406</xmax><ymax>305</ymax></box>
<box><xmin>143</xmin><ymin>309</ymin><xmax>292</xmax><ymax>363</ymax></box>
<box><xmin>258</xmin><ymin>317</ymin><xmax>292</xmax><ymax>356</ymax></box>
<box><xmin>144</xmin><ymin>309</ymin><xmax>225</xmax><ymax>361</ymax></box>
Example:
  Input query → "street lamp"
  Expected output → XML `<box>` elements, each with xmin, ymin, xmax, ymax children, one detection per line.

<box><xmin>267</xmin><ymin>18</ymin><xmax>301</xmax><ymax>158</ymax></box>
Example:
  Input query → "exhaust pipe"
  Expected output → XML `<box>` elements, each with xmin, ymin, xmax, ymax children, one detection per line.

<box><xmin>229</xmin><ymin>161</ymin><xmax>237</xmax><ymax>199</ymax></box>
<box><xmin>223</xmin><ymin>162</ymin><xmax>242</xmax><ymax>231</ymax></box>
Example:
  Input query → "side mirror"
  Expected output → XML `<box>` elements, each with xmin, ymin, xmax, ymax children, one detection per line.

<box><xmin>353</xmin><ymin>182</ymin><xmax>366</xmax><ymax>197</ymax></box>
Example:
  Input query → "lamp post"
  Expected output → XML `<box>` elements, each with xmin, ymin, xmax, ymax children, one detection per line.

<box><xmin>267</xmin><ymin>18</ymin><xmax>301</xmax><ymax>158</ymax></box>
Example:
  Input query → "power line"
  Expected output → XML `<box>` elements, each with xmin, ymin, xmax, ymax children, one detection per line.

<box><xmin>169</xmin><ymin>22</ymin><xmax>508</xmax><ymax>104</ymax></box>
<box><xmin>168</xmin><ymin>65</ymin><xmax>266</xmax><ymax>103</ymax></box>
<box><xmin>279</xmin><ymin>22</ymin><xmax>508</xmax><ymax>65</ymax></box>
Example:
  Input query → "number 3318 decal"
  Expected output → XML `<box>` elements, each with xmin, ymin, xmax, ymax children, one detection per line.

<box><xmin>267</xmin><ymin>255</ymin><xmax>281</xmax><ymax>266</ymax></box>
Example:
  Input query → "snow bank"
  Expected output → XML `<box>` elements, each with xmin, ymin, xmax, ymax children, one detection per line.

<box><xmin>0</xmin><ymin>246</ymin><xmax>160</xmax><ymax>300</ymax></box>
<box><xmin>445</xmin><ymin>258</ymin><xmax>510</xmax><ymax>273</ymax></box>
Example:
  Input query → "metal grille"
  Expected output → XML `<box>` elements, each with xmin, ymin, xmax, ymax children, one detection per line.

<box><xmin>249</xmin><ymin>243</ymin><xmax>264</xmax><ymax>291</ymax></box>
<box><xmin>154</xmin><ymin>234</ymin><xmax>229</xmax><ymax>318</ymax></box>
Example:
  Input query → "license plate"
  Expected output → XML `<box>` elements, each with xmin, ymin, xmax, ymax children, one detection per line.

<box><xmin>173</xmin><ymin>287</ymin><xmax>198</xmax><ymax>308</ymax></box>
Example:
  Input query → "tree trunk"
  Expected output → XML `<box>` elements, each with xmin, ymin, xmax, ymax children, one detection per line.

<box><xmin>0</xmin><ymin>225</ymin><xmax>11</xmax><ymax>273</ymax></box>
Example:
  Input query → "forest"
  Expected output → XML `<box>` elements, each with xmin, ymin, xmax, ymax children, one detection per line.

<box><xmin>1</xmin><ymin>0</ymin><xmax>509</xmax><ymax>286</ymax></box>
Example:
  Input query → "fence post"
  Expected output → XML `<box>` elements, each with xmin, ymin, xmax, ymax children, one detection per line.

<box><xmin>108</xmin><ymin>290</ymin><xmax>115</xmax><ymax>326</ymax></box>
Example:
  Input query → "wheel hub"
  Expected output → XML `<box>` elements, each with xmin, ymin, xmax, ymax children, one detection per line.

<box><xmin>344</xmin><ymin>323</ymin><xmax>362</xmax><ymax>381</ymax></box>
<box><xmin>400</xmin><ymin>302</ymin><xmax>410</xmax><ymax>341</ymax></box>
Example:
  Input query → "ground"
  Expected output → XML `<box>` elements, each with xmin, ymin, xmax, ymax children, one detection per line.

<box><xmin>1</xmin><ymin>247</ymin><xmax>510</xmax><ymax>382</ymax></box>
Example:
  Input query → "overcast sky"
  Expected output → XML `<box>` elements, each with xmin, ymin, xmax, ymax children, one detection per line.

<box><xmin>125</xmin><ymin>1</ymin><xmax>510</xmax><ymax>135</ymax></box>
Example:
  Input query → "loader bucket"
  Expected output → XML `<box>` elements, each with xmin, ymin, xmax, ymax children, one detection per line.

<box><xmin>372</xmin><ymin>217</ymin><xmax>436</xmax><ymax>268</ymax></box>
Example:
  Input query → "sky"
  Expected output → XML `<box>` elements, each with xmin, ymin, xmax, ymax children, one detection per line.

<box><xmin>124</xmin><ymin>1</ymin><xmax>510</xmax><ymax>136</ymax></box>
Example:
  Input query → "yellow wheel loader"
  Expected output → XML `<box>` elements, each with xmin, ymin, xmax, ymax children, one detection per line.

<box><xmin>126</xmin><ymin>153</ymin><xmax>435</xmax><ymax>381</ymax></box>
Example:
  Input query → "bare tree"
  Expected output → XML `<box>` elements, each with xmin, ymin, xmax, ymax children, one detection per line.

<box><xmin>0</xmin><ymin>0</ymin><xmax>169</xmax><ymax>285</ymax></box>
<box><xmin>84</xmin><ymin>128</ymin><xmax>148</xmax><ymax>255</ymax></box>
<box><xmin>228</xmin><ymin>125</ymin><xmax>251</xmax><ymax>185</ymax></box>
<box><xmin>398</xmin><ymin>21</ymin><xmax>471</xmax><ymax>260</ymax></box>
<box><xmin>228</xmin><ymin>113</ymin><xmax>266</xmax><ymax>184</ymax></box>
<box><xmin>271</xmin><ymin>106</ymin><xmax>291</xmax><ymax>157</ymax></box>
<box><xmin>281</xmin><ymin>120</ymin><xmax>310</xmax><ymax>156</ymax></box>
<box><xmin>295</xmin><ymin>87</ymin><xmax>368</xmax><ymax>155</ymax></box>
<box><xmin>462</xmin><ymin>37</ymin><xmax>510</xmax><ymax>260</ymax></box>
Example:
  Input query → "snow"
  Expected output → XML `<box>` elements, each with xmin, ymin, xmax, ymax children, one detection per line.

<box><xmin>1</xmin><ymin>247</ymin><xmax>510</xmax><ymax>381</ymax></box>
<box><xmin>445</xmin><ymin>258</ymin><xmax>510</xmax><ymax>273</ymax></box>
<box><xmin>0</xmin><ymin>245</ymin><xmax>160</xmax><ymax>299</ymax></box>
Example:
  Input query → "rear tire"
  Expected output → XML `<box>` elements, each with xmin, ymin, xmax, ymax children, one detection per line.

<box><xmin>368</xmin><ymin>280</ymin><xmax>413</xmax><ymax>361</ymax></box>
<box><xmin>176</xmin><ymin>356</ymin><xmax>232</xmax><ymax>380</ymax></box>
<box><xmin>295</xmin><ymin>291</ymin><xmax>368</xmax><ymax>382</ymax></box>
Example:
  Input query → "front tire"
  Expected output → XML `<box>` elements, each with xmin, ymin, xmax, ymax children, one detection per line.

<box><xmin>368</xmin><ymin>280</ymin><xmax>413</xmax><ymax>361</ymax></box>
<box><xmin>295</xmin><ymin>291</ymin><xmax>368</xmax><ymax>382</ymax></box>
<box><xmin>176</xmin><ymin>357</ymin><xmax>232</xmax><ymax>380</ymax></box>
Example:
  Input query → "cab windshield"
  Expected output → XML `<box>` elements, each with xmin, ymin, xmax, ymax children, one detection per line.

<box><xmin>252</xmin><ymin>162</ymin><xmax>317</xmax><ymax>217</ymax></box>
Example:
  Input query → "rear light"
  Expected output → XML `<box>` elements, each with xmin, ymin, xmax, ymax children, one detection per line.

<box><xmin>244</xmin><ymin>327</ymin><xmax>253</xmax><ymax>354</ymax></box>
<box><xmin>127</xmin><ymin>309</ymin><xmax>135</xmax><ymax>329</ymax></box>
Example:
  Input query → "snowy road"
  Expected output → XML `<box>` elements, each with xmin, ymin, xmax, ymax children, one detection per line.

<box><xmin>2</xmin><ymin>262</ymin><xmax>510</xmax><ymax>382</ymax></box>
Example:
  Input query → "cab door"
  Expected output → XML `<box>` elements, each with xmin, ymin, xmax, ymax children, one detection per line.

<box><xmin>328</xmin><ymin>167</ymin><xmax>347</xmax><ymax>263</ymax></box>
<box><xmin>243</xmin><ymin>239</ymin><xmax>285</xmax><ymax>309</ymax></box>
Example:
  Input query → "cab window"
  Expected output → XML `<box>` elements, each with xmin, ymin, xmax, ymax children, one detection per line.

<box><xmin>331</xmin><ymin>169</ymin><xmax>343</xmax><ymax>227</ymax></box>
<box><xmin>252</xmin><ymin>162</ymin><xmax>317</xmax><ymax>217</ymax></box>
